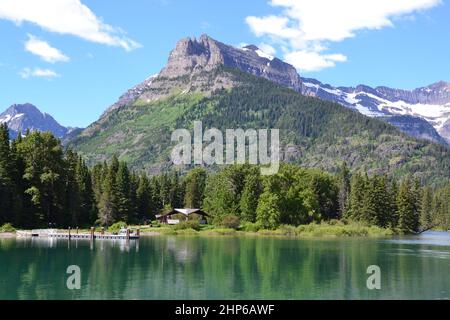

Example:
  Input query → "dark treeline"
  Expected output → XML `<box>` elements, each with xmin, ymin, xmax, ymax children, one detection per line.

<box><xmin>1</xmin><ymin>124</ymin><xmax>449</xmax><ymax>232</ymax></box>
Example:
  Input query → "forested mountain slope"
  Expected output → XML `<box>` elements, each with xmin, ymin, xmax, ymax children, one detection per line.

<box><xmin>69</xmin><ymin>67</ymin><xmax>450</xmax><ymax>186</ymax></box>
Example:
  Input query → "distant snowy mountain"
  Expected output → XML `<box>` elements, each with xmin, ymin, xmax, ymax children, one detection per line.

<box><xmin>0</xmin><ymin>103</ymin><xmax>69</xmax><ymax>138</ymax></box>
<box><xmin>301</xmin><ymin>78</ymin><xmax>450</xmax><ymax>144</ymax></box>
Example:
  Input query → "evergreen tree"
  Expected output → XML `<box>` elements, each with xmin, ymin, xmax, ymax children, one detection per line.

<box><xmin>115</xmin><ymin>161</ymin><xmax>131</xmax><ymax>222</ymax></box>
<box><xmin>397</xmin><ymin>178</ymin><xmax>420</xmax><ymax>233</ymax></box>
<box><xmin>158</xmin><ymin>173</ymin><xmax>171</xmax><ymax>207</ymax></box>
<box><xmin>98</xmin><ymin>163</ymin><xmax>118</xmax><ymax>226</ymax></box>
<box><xmin>136</xmin><ymin>174</ymin><xmax>153</xmax><ymax>222</ymax></box>
<box><xmin>347</xmin><ymin>173</ymin><xmax>366</xmax><ymax>221</ymax></box>
<box><xmin>169</xmin><ymin>171</ymin><xmax>184</xmax><ymax>208</ymax></box>
<box><xmin>369</xmin><ymin>176</ymin><xmax>393</xmax><ymax>227</ymax></box>
<box><xmin>387</xmin><ymin>179</ymin><xmax>399</xmax><ymax>228</ymax></box>
<box><xmin>91</xmin><ymin>162</ymin><xmax>107</xmax><ymax>205</ymax></box>
<box><xmin>239</xmin><ymin>169</ymin><xmax>262</xmax><ymax>222</ymax></box>
<box><xmin>128</xmin><ymin>172</ymin><xmax>139</xmax><ymax>223</ymax></box>
<box><xmin>183</xmin><ymin>167</ymin><xmax>207</xmax><ymax>208</ymax></box>
<box><xmin>76</xmin><ymin>156</ymin><xmax>96</xmax><ymax>226</ymax></box>
<box><xmin>0</xmin><ymin>124</ymin><xmax>14</xmax><ymax>224</ymax></box>
<box><xmin>149</xmin><ymin>176</ymin><xmax>162</xmax><ymax>213</ymax></box>
<box><xmin>445</xmin><ymin>183</ymin><xmax>450</xmax><ymax>229</ymax></box>
<box><xmin>9</xmin><ymin>137</ymin><xmax>26</xmax><ymax>227</ymax></box>
<box><xmin>360</xmin><ymin>177</ymin><xmax>378</xmax><ymax>225</ymax></box>
<box><xmin>337</xmin><ymin>161</ymin><xmax>351</xmax><ymax>218</ymax></box>
<box><xmin>64</xmin><ymin>150</ymin><xmax>82</xmax><ymax>227</ymax></box>
<box><xmin>420</xmin><ymin>187</ymin><xmax>433</xmax><ymax>228</ymax></box>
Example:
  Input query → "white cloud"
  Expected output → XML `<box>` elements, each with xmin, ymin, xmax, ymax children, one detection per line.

<box><xmin>0</xmin><ymin>0</ymin><xmax>141</xmax><ymax>51</ymax></box>
<box><xmin>246</xmin><ymin>15</ymin><xmax>300</xmax><ymax>39</ymax></box>
<box><xmin>20</xmin><ymin>67</ymin><xmax>60</xmax><ymax>79</ymax></box>
<box><xmin>285</xmin><ymin>51</ymin><xmax>347</xmax><ymax>72</ymax></box>
<box><xmin>25</xmin><ymin>34</ymin><xmax>69</xmax><ymax>63</ymax></box>
<box><xmin>246</xmin><ymin>0</ymin><xmax>441</xmax><ymax>72</ymax></box>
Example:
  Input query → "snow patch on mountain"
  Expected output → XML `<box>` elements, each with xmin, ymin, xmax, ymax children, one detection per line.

<box><xmin>255</xmin><ymin>49</ymin><xmax>274</xmax><ymax>61</ymax></box>
<box><xmin>301</xmin><ymin>78</ymin><xmax>450</xmax><ymax>144</ymax></box>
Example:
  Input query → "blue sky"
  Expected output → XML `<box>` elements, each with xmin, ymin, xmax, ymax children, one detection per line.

<box><xmin>0</xmin><ymin>0</ymin><xmax>449</xmax><ymax>128</ymax></box>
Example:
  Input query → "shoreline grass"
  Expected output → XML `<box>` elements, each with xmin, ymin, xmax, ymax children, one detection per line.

<box><xmin>136</xmin><ymin>221</ymin><xmax>395</xmax><ymax>238</ymax></box>
<box><xmin>2</xmin><ymin>221</ymin><xmax>402</xmax><ymax>239</ymax></box>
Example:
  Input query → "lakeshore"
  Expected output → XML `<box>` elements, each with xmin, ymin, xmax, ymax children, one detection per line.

<box><xmin>2</xmin><ymin>221</ymin><xmax>397</xmax><ymax>239</ymax></box>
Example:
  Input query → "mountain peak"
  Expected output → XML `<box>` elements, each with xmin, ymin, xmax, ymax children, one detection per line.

<box><xmin>158</xmin><ymin>34</ymin><xmax>302</xmax><ymax>91</ymax></box>
<box><xmin>96</xmin><ymin>34</ymin><xmax>304</xmax><ymax>131</ymax></box>
<box><xmin>0</xmin><ymin>103</ymin><xmax>68</xmax><ymax>138</ymax></box>
<box><xmin>159</xmin><ymin>34</ymin><xmax>225</xmax><ymax>78</ymax></box>
<box><xmin>6</xmin><ymin>103</ymin><xmax>43</xmax><ymax>117</ymax></box>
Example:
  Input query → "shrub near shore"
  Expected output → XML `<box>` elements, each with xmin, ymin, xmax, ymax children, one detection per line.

<box><xmin>257</xmin><ymin>222</ymin><xmax>394</xmax><ymax>237</ymax></box>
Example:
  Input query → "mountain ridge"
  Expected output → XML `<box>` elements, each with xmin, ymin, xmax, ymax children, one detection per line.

<box><xmin>302</xmin><ymin>78</ymin><xmax>450</xmax><ymax>144</ymax></box>
<box><xmin>0</xmin><ymin>103</ymin><xmax>70</xmax><ymax>139</ymax></box>
<box><xmin>96</xmin><ymin>34</ymin><xmax>304</xmax><ymax>120</ymax></box>
<box><xmin>94</xmin><ymin>34</ymin><xmax>449</xmax><ymax>145</ymax></box>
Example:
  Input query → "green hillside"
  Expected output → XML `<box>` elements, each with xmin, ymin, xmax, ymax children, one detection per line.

<box><xmin>69</xmin><ymin>67</ymin><xmax>450</xmax><ymax>185</ymax></box>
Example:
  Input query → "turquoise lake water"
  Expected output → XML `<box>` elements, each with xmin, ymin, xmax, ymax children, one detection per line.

<box><xmin>0</xmin><ymin>231</ymin><xmax>449</xmax><ymax>300</ymax></box>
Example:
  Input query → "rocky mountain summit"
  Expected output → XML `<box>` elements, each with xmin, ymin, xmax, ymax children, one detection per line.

<box><xmin>0</xmin><ymin>103</ymin><xmax>69</xmax><ymax>138</ymax></box>
<box><xmin>100</xmin><ymin>34</ymin><xmax>303</xmax><ymax>117</ymax></box>
<box><xmin>158</xmin><ymin>34</ymin><xmax>303</xmax><ymax>91</ymax></box>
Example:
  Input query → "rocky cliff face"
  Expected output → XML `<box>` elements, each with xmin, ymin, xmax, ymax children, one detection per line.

<box><xmin>0</xmin><ymin>103</ymin><xmax>68</xmax><ymax>138</ymax></box>
<box><xmin>376</xmin><ymin>81</ymin><xmax>450</xmax><ymax>105</ymax></box>
<box><xmin>101</xmin><ymin>34</ymin><xmax>303</xmax><ymax>116</ymax></box>
<box><xmin>158</xmin><ymin>34</ymin><xmax>303</xmax><ymax>91</ymax></box>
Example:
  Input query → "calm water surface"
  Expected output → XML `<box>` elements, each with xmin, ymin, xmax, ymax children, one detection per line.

<box><xmin>0</xmin><ymin>231</ymin><xmax>449</xmax><ymax>300</ymax></box>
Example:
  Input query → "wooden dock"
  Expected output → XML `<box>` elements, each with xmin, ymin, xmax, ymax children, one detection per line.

<box><xmin>46</xmin><ymin>233</ymin><xmax>139</xmax><ymax>240</ymax></box>
<box><xmin>17</xmin><ymin>228</ymin><xmax>140</xmax><ymax>240</ymax></box>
